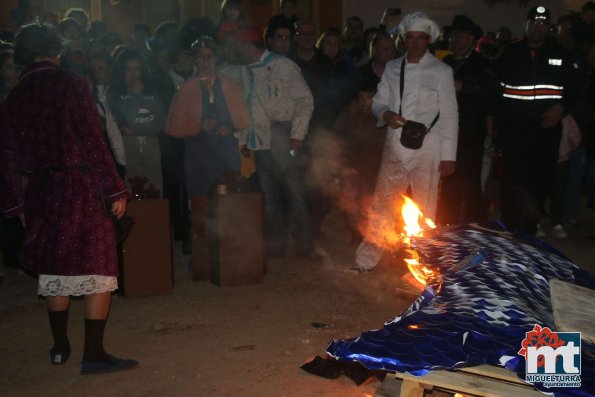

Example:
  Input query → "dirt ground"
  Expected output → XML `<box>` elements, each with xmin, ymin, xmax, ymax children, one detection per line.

<box><xmin>1</xmin><ymin>208</ymin><xmax>594</xmax><ymax>397</ymax></box>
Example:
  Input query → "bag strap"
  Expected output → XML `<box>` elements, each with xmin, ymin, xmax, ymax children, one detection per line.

<box><xmin>399</xmin><ymin>58</ymin><xmax>405</xmax><ymax>115</ymax></box>
<box><xmin>427</xmin><ymin>112</ymin><xmax>440</xmax><ymax>133</ymax></box>
<box><xmin>398</xmin><ymin>57</ymin><xmax>440</xmax><ymax>132</ymax></box>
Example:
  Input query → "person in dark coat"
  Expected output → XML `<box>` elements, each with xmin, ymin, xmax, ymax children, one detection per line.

<box><xmin>0</xmin><ymin>23</ymin><xmax>137</xmax><ymax>374</ymax></box>
<box><xmin>290</xmin><ymin>19</ymin><xmax>335</xmax><ymax>129</ymax></box>
<box><xmin>268</xmin><ymin>0</ymin><xmax>298</xmax><ymax>37</ymax></box>
<box><xmin>494</xmin><ymin>6</ymin><xmax>579</xmax><ymax>236</ymax></box>
<box><xmin>437</xmin><ymin>15</ymin><xmax>498</xmax><ymax>224</ymax></box>
<box><xmin>351</xmin><ymin>32</ymin><xmax>397</xmax><ymax>102</ymax></box>
<box><xmin>316</xmin><ymin>29</ymin><xmax>355</xmax><ymax>121</ymax></box>
<box><xmin>289</xmin><ymin>19</ymin><xmax>335</xmax><ymax>239</ymax></box>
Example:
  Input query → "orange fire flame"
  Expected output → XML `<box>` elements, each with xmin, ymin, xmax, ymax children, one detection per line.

<box><xmin>359</xmin><ymin>194</ymin><xmax>439</xmax><ymax>286</ymax></box>
<box><xmin>399</xmin><ymin>196</ymin><xmax>439</xmax><ymax>286</ymax></box>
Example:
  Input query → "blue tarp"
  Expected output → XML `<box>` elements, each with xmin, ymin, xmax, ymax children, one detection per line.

<box><xmin>326</xmin><ymin>223</ymin><xmax>595</xmax><ymax>397</ymax></box>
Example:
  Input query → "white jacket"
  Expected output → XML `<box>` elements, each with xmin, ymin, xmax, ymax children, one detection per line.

<box><xmin>373</xmin><ymin>51</ymin><xmax>458</xmax><ymax>162</ymax></box>
<box><xmin>240</xmin><ymin>51</ymin><xmax>314</xmax><ymax>150</ymax></box>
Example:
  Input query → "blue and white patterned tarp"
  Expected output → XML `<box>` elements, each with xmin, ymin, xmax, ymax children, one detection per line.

<box><xmin>327</xmin><ymin>223</ymin><xmax>595</xmax><ymax>397</ymax></box>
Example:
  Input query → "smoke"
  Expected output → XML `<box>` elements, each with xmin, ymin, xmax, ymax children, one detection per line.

<box><xmin>303</xmin><ymin>126</ymin><xmax>341</xmax><ymax>195</ymax></box>
<box><xmin>304</xmin><ymin>124</ymin><xmax>402</xmax><ymax>251</ymax></box>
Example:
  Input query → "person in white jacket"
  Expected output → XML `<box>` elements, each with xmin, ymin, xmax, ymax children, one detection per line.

<box><xmin>231</xmin><ymin>27</ymin><xmax>317</xmax><ymax>261</ymax></box>
<box><xmin>351</xmin><ymin>12</ymin><xmax>458</xmax><ymax>273</ymax></box>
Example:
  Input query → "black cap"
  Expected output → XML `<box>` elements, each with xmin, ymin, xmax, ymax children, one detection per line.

<box><xmin>451</xmin><ymin>15</ymin><xmax>483</xmax><ymax>39</ymax></box>
<box><xmin>527</xmin><ymin>6</ymin><xmax>551</xmax><ymax>23</ymax></box>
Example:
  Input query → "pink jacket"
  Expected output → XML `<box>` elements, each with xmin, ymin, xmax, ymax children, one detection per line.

<box><xmin>165</xmin><ymin>74</ymin><xmax>249</xmax><ymax>138</ymax></box>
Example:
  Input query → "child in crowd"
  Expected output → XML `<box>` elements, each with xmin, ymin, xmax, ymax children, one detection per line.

<box><xmin>217</xmin><ymin>0</ymin><xmax>248</xmax><ymax>39</ymax></box>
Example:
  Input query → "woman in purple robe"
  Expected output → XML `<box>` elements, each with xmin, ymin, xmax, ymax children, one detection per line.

<box><xmin>0</xmin><ymin>24</ymin><xmax>137</xmax><ymax>374</ymax></box>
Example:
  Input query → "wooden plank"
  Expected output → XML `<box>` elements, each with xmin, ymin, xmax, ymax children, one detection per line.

<box><xmin>461</xmin><ymin>365</ymin><xmax>525</xmax><ymax>385</ymax></box>
<box><xmin>394</xmin><ymin>370</ymin><xmax>543</xmax><ymax>397</ymax></box>
<box><xmin>399</xmin><ymin>379</ymin><xmax>426</xmax><ymax>397</ymax></box>
<box><xmin>550</xmin><ymin>278</ymin><xmax>595</xmax><ymax>344</ymax></box>
<box><xmin>374</xmin><ymin>376</ymin><xmax>403</xmax><ymax>397</ymax></box>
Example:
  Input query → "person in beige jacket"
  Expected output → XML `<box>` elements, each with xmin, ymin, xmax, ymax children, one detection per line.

<box><xmin>230</xmin><ymin>26</ymin><xmax>318</xmax><ymax>261</ymax></box>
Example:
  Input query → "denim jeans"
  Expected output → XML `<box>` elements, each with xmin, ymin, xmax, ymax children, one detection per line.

<box><xmin>563</xmin><ymin>147</ymin><xmax>586</xmax><ymax>225</ymax></box>
<box><xmin>253</xmin><ymin>150</ymin><xmax>312</xmax><ymax>256</ymax></box>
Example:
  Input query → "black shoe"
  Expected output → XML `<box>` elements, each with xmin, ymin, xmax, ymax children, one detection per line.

<box><xmin>50</xmin><ymin>348</ymin><xmax>71</xmax><ymax>365</ymax></box>
<box><xmin>81</xmin><ymin>355</ymin><xmax>138</xmax><ymax>375</ymax></box>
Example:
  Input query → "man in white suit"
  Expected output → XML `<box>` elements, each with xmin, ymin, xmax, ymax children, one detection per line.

<box><xmin>352</xmin><ymin>12</ymin><xmax>458</xmax><ymax>272</ymax></box>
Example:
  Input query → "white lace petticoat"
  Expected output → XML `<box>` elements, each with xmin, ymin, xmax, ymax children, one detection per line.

<box><xmin>38</xmin><ymin>275</ymin><xmax>118</xmax><ymax>296</ymax></box>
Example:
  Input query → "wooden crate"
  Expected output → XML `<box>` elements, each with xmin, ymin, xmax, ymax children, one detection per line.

<box><xmin>378</xmin><ymin>365</ymin><xmax>543</xmax><ymax>397</ymax></box>
<box><xmin>550</xmin><ymin>278</ymin><xmax>595</xmax><ymax>344</ymax></box>
<box><xmin>120</xmin><ymin>198</ymin><xmax>173</xmax><ymax>297</ymax></box>
<box><xmin>208</xmin><ymin>191</ymin><xmax>265</xmax><ymax>287</ymax></box>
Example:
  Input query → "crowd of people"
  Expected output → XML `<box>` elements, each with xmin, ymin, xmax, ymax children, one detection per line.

<box><xmin>1</xmin><ymin>0</ymin><xmax>595</xmax><ymax>372</ymax></box>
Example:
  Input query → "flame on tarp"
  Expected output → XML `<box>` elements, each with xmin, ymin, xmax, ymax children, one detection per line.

<box><xmin>359</xmin><ymin>195</ymin><xmax>439</xmax><ymax>286</ymax></box>
<box><xmin>400</xmin><ymin>196</ymin><xmax>438</xmax><ymax>286</ymax></box>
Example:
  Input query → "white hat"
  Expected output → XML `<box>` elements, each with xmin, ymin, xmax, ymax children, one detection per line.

<box><xmin>398</xmin><ymin>12</ymin><xmax>441</xmax><ymax>43</ymax></box>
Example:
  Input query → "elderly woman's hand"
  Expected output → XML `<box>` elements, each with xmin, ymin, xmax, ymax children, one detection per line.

<box><xmin>111</xmin><ymin>199</ymin><xmax>127</xmax><ymax>219</ymax></box>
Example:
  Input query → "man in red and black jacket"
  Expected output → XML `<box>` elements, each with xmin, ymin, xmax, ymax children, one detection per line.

<box><xmin>494</xmin><ymin>5</ymin><xmax>579</xmax><ymax>236</ymax></box>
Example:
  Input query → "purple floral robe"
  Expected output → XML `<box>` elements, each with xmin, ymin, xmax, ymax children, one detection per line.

<box><xmin>0</xmin><ymin>62</ymin><xmax>128</xmax><ymax>277</ymax></box>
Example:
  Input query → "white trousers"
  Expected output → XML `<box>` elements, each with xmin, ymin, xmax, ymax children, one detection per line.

<box><xmin>355</xmin><ymin>142</ymin><xmax>441</xmax><ymax>270</ymax></box>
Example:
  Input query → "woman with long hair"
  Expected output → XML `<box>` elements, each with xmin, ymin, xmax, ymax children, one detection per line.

<box><xmin>0</xmin><ymin>23</ymin><xmax>136</xmax><ymax>374</ymax></box>
<box><xmin>316</xmin><ymin>28</ymin><xmax>356</xmax><ymax>118</ymax></box>
<box><xmin>107</xmin><ymin>48</ymin><xmax>166</xmax><ymax>196</ymax></box>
